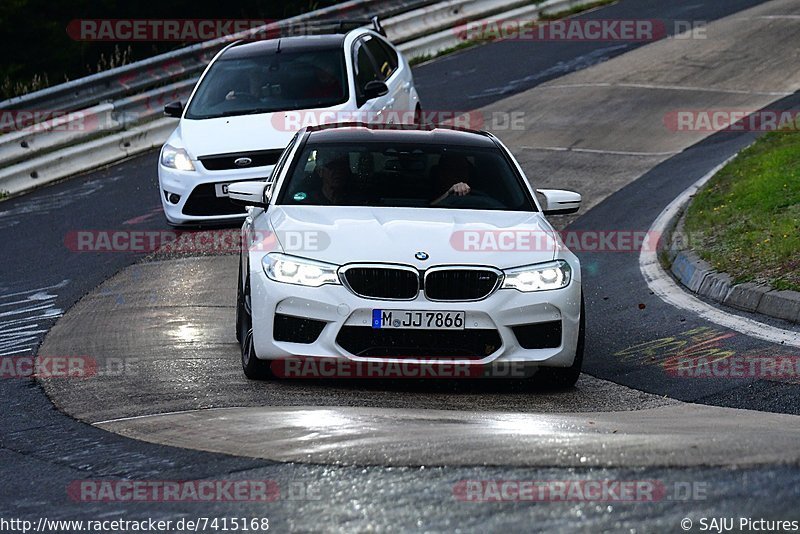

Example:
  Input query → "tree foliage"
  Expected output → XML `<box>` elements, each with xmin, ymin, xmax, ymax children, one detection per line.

<box><xmin>0</xmin><ymin>0</ymin><xmax>341</xmax><ymax>98</ymax></box>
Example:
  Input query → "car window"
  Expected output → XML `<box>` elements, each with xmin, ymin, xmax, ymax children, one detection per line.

<box><xmin>354</xmin><ymin>38</ymin><xmax>380</xmax><ymax>91</ymax></box>
<box><xmin>277</xmin><ymin>142</ymin><xmax>536</xmax><ymax>211</ymax></box>
<box><xmin>185</xmin><ymin>48</ymin><xmax>348</xmax><ymax>120</ymax></box>
<box><xmin>364</xmin><ymin>36</ymin><xmax>398</xmax><ymax>81</ymax></box>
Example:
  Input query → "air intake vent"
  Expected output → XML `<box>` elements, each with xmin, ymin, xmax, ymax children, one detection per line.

<box><xmin>199</xmin><ymin>149</ymin><xmax>283</xmax><ymax>171</ymax></box>
<box><xmin>424</xmin><ymin>268</ymin><xmax>500</xmax><ymax>301</ymax></box>
<box><xmin>336</xmin><ymin>326</ymin><xmax>501</xmax><ymax>358</ymax></box>
<box><xmin>182</xmin><ymin>183</ymin><xmax>247</xmax><ymax>216</ymax></box>
<box><xmin>341</xmin><ymin>266</ymin><xmax>419</xmax><ymax>300</ymax></box>
<box><xmin>512</xmin><ymin>320</ymin><xmax>562</xmax><ymax>349</ymax></box>
<box><xmin>273</xmin><ymin>314</ymin><xmax>325</xmax><ymax>344</ymax></box>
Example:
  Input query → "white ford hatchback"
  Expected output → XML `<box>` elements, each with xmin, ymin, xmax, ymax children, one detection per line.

<box><xmin>158</xmin><ymin>22</ymin><xmax>421</xmax><ymax>225</ymax></box>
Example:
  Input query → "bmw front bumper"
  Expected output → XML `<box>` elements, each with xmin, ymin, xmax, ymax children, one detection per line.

<box><xmin>249</xmin><ymin>259</ymin><xmax>582</xmax><ymax>369</ymax></box>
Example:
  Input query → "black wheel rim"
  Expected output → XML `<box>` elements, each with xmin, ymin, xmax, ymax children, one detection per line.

<box><xmin>242</xmin><ymin>328</ymin><xmax>254</xmax><ymax>367</ymax></box>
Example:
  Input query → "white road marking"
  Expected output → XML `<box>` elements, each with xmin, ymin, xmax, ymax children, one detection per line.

<box><xmin>749</xmin><ymin>15</ymin><xmax>800</xmax><ymax>19</ymax></box>
<box><xmin>639</xmin><ymin>159</ymin><xmax>800</xmax><ymax>347</ymax></box>
<box><xmin>92</xmin><ymin>406</ymin><xmax>233</xmax><ymax>426</ymax></box>
<box><xmin>0</xmin><ymin>281</ymin><xmax>68</xmax><ymax>357</ymax></box>
<box><xmin>540</xmin><ymin>82</ymin><xmax>793</xmax><ymax>97</ymax></box>
<box><xmin>0</xmin><ymin>174</ymin><xmax>126</xmax><ymax>229</ymax></box>
<box><xmin>468</xmin><ymin>44</ymin><xmax>630</xmax><ymax>99</ymax></box>
<box><xmin>519</xmin><ymin>145</ymin><xmax>681</xmax><ymax>157</ymax></box>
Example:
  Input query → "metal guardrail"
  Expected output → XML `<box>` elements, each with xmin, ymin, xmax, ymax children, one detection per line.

<box><xmin>0</xmin><ymin>0</ymin><xmax>583</xmax><ymax>197</ymax></box>
<box><xmin>0</xmin><ymin>0</ymin><xmax>433</xmax><ymax>114</ymax></box>
<box><xmin>397</xmin><ymin>0</ymin><xmax>582</xmax><ymax>58</ymax></box>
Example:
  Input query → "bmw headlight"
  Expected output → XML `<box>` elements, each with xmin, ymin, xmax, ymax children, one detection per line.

<box><xmin>502</xmin><ymin>260</ymin><xmax>571</xmax><ymax>292</ymax></box>
<box><xmin>160</xmin><ymin>144</ymin><xmax>195</xmax><ymax>171</ymax></box>
<box><xmin>263</xmin><ymin>253</ymin><xmax>340</xmax><ymax>287</ymax></box>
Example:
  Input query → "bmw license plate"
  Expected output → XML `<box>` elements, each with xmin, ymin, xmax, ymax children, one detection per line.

<box><xmin>214</xmin><ymin>183</ymin><xmax>233</xmax><ymax>197</ymax></box>
<box><xmin>372</xmin><ymin>310</ymin><xmax>465</xmax><ymax>330</ymax></box>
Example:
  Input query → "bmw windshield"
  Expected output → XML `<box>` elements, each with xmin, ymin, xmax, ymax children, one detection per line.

<box><xmin>277</xmin><ymin>142</ymin><xmax>537</xmax><ymax>211</ymax></box>
<box><xmin>185</xmin><ymin>48</ymin><xmax>348</xmax><ymax>119</ymax></box>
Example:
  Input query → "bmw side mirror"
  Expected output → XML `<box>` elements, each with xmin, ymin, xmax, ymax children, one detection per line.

<box><xmin>164</xmin><ymin>101</ymin><xmax>183</xmax><ymax>118</ymax></box>
<box><xmin>363</xmin><ymin>80</ymin><xmax>389</xmax><ymax>101</ymax></box>
<box><xmin>228</xmin><ymin>181</ymin><xmax>270</xmax><ymax>209</ymax></box>
<box><xmin>537</xmin><ymin>189</ymin><xmax>582</xmax><ymax>215</ymax></box>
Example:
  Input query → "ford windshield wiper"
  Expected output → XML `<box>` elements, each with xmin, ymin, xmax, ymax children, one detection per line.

<box><xmin>200</xmin><ymin>108</ymin><xmax>280</xmax><ymax>119</ymax></box>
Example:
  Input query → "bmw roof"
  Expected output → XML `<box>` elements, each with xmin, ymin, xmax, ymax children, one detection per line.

<box><xmin>303</xmin><ymin>123</ymin><xmax>499</xmax><ymax>148</ymax></box>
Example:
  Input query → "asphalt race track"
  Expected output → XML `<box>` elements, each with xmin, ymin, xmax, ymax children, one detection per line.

<box><xmin>3</xmin><ymin>0</ymin><xmax>800</xmax><ymax>531</ymax></box>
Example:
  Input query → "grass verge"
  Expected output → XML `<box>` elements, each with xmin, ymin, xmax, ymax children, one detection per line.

<box><xmin>539</xmin><ymin>0</ymin><xmax>617</xmax><ymax>20</ymax></box>
<box><xmin>409</xmin><ymin>41</ymin><xmax>477</xmax><ymax>66</ymax></box>
<box><xmin>684</xmin><ymin>130</ymin><xmax>800</xmax><ymax>291</ymax></box>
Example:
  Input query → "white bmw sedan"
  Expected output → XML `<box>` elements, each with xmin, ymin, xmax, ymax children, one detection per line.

<box><xmin>231</xmin><ymin>124</ymin><xmax>584</xmax><ymax>387</ymax></box>
<box><xmin>158</xmin><ymin>23</ymin><xmax>420</xmax><ymax>226</ymax></box>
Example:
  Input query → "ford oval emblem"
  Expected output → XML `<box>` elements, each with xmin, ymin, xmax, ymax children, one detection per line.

<box><xmin>234</xmin><ymin>157</ymin><xmax>253</xmax><ymax>167</ymax></box>
<box><xmin>415</xmin><ymin>251</ymin><xmax>429</xmax><ymax>261</ymax></box>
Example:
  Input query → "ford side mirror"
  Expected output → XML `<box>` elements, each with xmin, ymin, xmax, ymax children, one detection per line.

<box><xmin>164</xmin><ymin>101</ymin><xmax>183</xmax><ymax>118</ymax></box>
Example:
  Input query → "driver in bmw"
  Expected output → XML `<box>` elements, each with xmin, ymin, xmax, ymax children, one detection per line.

<box><xmin>431</xmin><ymin>153</ymin><xmax>472</xmax><ymax>205</ymax></box>
<box><xmin>306</xmin><ymin>151</ymin><xmax>368</xmax><ymax>205</ymax></box>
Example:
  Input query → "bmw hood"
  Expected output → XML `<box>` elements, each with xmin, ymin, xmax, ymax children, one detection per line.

<box><xmin>265</xmin><ymin>207</ymin><xmax>560</xmax><ymax>269</ymax></box>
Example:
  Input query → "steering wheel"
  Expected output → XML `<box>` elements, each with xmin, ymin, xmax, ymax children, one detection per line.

<box><xmin>436</xmin><ymin>189</ymin><xmax>505</xmax><ymax>209</ymax></box>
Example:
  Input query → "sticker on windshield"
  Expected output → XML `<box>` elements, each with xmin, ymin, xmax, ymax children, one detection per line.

<box><xmin>293</xmin><ymin>192</ymin><xmax>307</xmax><ymax>201</ymax></box>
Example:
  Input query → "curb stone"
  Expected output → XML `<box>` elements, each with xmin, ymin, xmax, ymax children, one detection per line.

<box><xmin>756</xmin><ymin>290</ymin><xmax>800</xmax><ymax>324</ymax></box>
<box><xmin>664</xmin><ymin>201</ymin><xmax>800</xmax><ymax>326</ymax></box>
<box><xmin>725</xmin><ymin>283</ymin><xmax>771</xmax><ymax>313</ymax></box>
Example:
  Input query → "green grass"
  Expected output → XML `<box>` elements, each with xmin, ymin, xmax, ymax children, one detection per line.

<box><xmin>409</xmin><ymin>40</ymin><xmax>477</xmax><ymax>66</ymax></box>
<box><xmin>539</xmin><ymin>0</ymin><xmax>617</xmax><ymax>21</ymax></box>
<box><xmin>684</xmin><ymin>130</ymin><xmax>800</xmax><ymax>291</ymax></box>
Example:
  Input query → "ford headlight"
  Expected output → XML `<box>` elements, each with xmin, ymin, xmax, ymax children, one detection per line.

<box><xmin>502</xmin><ymin>260</ymin><xmax>571</xmax><ymax>292</ymax></box>
<box><xmin>160</xmin><ymin>144</ymin><xmax>195</xmax><ymax>171</ymax></box>
<box><xmin>263</xmin><ymin>253</ymin><xmax>339</xmax><ymax>287</ymax></box>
